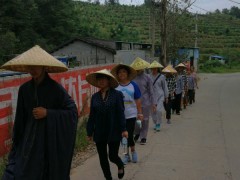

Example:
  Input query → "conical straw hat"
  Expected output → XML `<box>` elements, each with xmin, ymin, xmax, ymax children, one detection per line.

<box><xmin>149</xmin><ymin>60</ymin><xmax>164</xmax><ymax>69</ymax></box>
<box><xmin>86</xmin><ymin>69</ymin><xmax>119</xmax><ymax>88</ymax></box>
<box><xmin>1</xmin><ymin>45</ymin><xmax>68</xmax><ymax>73</ymax></box>
<box><xmin>111</xmin><ymin>64</ymin><xmax>137</xmax><ymax>81</ymax></box>
<box><xmin>175</xmin><ymin>63</ymin><xmax>186</xmax><ymax>69</ymax></box>
<box><xmin>162</xmin><ymin>65</ymin><xmax>177</xmax><ymax>73</ymax></box>
<box><xmin>130</xmin><ymin>57</ymin><xmax>150</xmax><ymax>70</ymax></box>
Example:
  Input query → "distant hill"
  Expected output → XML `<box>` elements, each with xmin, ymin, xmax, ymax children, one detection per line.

<box><xmin>74</xmin><ymin>1</ymin><xmax>240</xmax><ymax>62</ymax></box>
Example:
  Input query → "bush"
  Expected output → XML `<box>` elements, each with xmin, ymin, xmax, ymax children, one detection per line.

<box><xmin>204</xmin><ymin>60</ymin><xmax>223</xmax><ymax>68</ymax></box>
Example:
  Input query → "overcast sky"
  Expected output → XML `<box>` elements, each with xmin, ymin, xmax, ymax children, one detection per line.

<box><xmin>189</xmin><ymin>0</ymin><xmax>240</xmax><ymax>13</ymax></box>
<box><xmin>79</xmin><ymin>0</ymin><xmax>240</xmax><ymax>13</ymax></box>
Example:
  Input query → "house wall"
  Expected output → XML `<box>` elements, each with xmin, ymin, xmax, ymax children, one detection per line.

<box><xmin>114</xmin><ymin>50</ymin><xmax>147</xmax><ymax>65</ymax></box>
<box><xmin>51</xmin><ymin>41</ymin><xmax>114</xmax><ymax>66</ymax></box>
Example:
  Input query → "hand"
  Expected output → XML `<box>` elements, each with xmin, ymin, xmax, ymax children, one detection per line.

<box><xmin>152</xmin><ymin>105</ymin><xmax>157</xmax><ymax>112</ymax></box>
<box><xmin>33</xmin><ymin>107</ymin><xmax>47</xmax><ymax>120</ymax></box>
<box><xmin>165</xmin><ymin>98</ymin><xmax>168</xmax><ymax>104</ymax></box>
<box><xmin>137</xmin><ymin>113</ymin><xmax>144</xmax><ymax>121</ymax></box>
<box><xmin>87</xmin><ymin>136</ymin><xmax>93</xmax><ymax>141</ymax></box>
<box><xmin>122</xmin><ymin>131</ymin><xmax>128</xmax><ymax>138</ymax></box>
<box><xmin>182</xmin><ymin>92</ymin><xmax>185</xmax><ymax>98</ymax></box>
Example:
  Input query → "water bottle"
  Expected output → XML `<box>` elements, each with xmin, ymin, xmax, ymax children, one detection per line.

<box><xmin>121</xmin><ymin>137</ymin><xmax>128</xmax><ymax>154</ymax></box>
<box><xmin>136</xmin><ymin>119</ymin><xmax>142</xmax><ymax>129</ymax></box>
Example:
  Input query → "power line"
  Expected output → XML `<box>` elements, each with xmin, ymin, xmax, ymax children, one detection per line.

<box><xmin>192</xmin><ymin>4</ymin><xmax>209</xmax><ymax>13</ymax></box>
<box><xmin>228</xmin><ymin>0</ymin><xmax>240</xmax><ymax>5</ymax></box>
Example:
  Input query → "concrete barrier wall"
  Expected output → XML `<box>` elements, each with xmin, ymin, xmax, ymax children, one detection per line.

<box><xmin>0</xmin><ymin>64</ymin><xmax>115</xmax><ymax>157</ymax></box>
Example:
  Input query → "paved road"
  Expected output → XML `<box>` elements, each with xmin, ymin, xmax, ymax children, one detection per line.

<box><xmin>71</xmin><ymin>73</ymin><xmax>240</xmax><ymax>180</ymax></box>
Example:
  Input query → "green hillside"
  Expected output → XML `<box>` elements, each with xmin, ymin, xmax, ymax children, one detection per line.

<box><xmin>74</xmin><ymin>2</ymin><xmax>240</xmax><ymax>63</ymax></box>
<box><xmin>197</xmin><ymin>13</ymin><xmax>240</xmax><ymax>62</ymax></box>
<box><xmin>1</xmin><ymin>1</ymin><xmax>240</xmax><ymax>67</ymax></box>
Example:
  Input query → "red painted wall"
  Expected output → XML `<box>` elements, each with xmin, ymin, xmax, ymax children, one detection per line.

<box><xmin>0</xmin><ymin>64</ymin><xmax>114</xmax><ymax>157</ymax></box>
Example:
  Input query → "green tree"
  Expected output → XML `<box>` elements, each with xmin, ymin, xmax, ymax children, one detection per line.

<box><xmin>0</xmin><ymin>31</ymin><xmax>19</xmax><ymax>65</ymax></box>
<box><xmin>35</xmin><ymin>0</ymin><xmax>77</xmax><ymax>49</ymax></box>
<box><xmin>230</xmin><ymin>6</ymin><xmax>240</xmax><ymax>18</ymax></box>
<box><xmin>0</xmin><ymin>0</ymin><xmax>40</xmax><ymax>54</ymax></box>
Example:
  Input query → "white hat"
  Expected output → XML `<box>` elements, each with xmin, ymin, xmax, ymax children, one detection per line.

<box><xmin>1</xmin><ymin>45</ymin><xmax>68</xmax><ymax>73</ymax></box>
<box><xmin>86</xmin><ymin>69</ymin><xmax>119</xmax><ymax>88</ymax></box>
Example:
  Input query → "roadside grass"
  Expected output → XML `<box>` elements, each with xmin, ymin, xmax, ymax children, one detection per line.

<box><xmin>74</xmin><ymin>117</ymin><xmax>90</xmax><ymax>153</ymax></box>
<box><xmin>199</xmin><ymin>60</ymin><xmax>240</xmax><ymax>73</ymax></box>
<box><xmin>0</xmin><ymin>156</ymin><xmax>7</xmax><ymax>178</ymax></box>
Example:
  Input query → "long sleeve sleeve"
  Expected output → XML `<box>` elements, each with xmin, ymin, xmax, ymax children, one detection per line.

<box><xmin>148</xmin><ymin>75</ymin><xmax>156</xmax><ymax>105</ymax></box>
<box><xmin>162</xmin><ymin>77</ymin><xmax>169</xmax><ymax>99</ymax></box>
<box><xmin>86</xmin><ymin>96</ymin><xmax>96</xmax><ymax>137</ymax></box>
<box><xmin>46</xmin><ymin>85</ymin><xmax>78</xmax><ymax>180</ymax></box>
<box><xmin>116</xmin><ymin>91</ymin><xmax>126</xmax><ymax>132</ymax></box>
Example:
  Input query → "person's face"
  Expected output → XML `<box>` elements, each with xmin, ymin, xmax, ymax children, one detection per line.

<box><xmin>28</xmin><ymin>66</ymin><xmax>45</xmax><ymax>79</ymax></box>
<box><xmin>136</xmin><ymin>69</ymin><xmax>144</xmax><ymax>75</ymax></box>
<box><xmin>151</xmin><ymin>68</ymin><xmax>158</xmax><ymax>74</ymax></box>
<box><xmin>165</xmin><ymin>73</ymin><xmax>171</xmax><ymax>77</ymax></box>
<box><xmin>97</xmin><ymin>77</ymin><xmax>110</xmax><ymax>89</ymax></box>
<box><xmin>117</xmin><ymin>68</ymin><xmax>128</xmax><ymax>81</ymax></box>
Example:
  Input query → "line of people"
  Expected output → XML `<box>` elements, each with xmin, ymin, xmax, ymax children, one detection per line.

<box><xmin>85</xmin><ymin>57</ymin><xmax>198</xmax><ymax>180</ymax></box>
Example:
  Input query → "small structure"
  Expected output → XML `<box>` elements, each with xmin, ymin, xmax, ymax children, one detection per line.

<box><xmin>177</xmin><ymin>47</ymin><xmax>200</xmax><ymax>70</ymax></box>
<box><xmin>51</xmin><ymin>38</ymin><xmax>151</xmax><ymax>66</ymax></box>
<box><xmin>51</xmin><ymin>38</ymin><xmax>116</xmax><ymax>66</ymax></box>
<box><xmin>209</xmin><ymin>55</ymin><xmax>225</xmax><ymax>64</ymax></box>
<box><xmin>114</xmin><ymin>41</ymin><xmax>153</xmax><ymax>65</ymax></box>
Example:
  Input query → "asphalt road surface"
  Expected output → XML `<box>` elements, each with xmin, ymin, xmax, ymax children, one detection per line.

<box><xmin>71</xmin><ymin>73</ymin><xmax>240</xmax><ymax>180</ymax></box>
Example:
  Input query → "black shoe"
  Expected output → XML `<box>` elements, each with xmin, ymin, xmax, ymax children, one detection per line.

<box><xmin>140</xmin><ymin>138</ymin><xmax>146</xmax><ymax>145</ymax></box>
<box><xmin>118</xmin><ymin>166</ymin><xmax>124</xmax><ymax>179</ymax></box>
<box><xmin>176</xmin><ymin>112</ymin><xmax>180</xmax><ymax>115</ymax></box>
<box><xmin>134</xmin><ymin>134</ymin><xmax>140</xmax><ymax>142</ymax></box>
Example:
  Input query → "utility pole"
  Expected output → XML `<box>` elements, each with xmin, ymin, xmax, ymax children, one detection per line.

<box><xmin>160</xmin><ymin>0</ymin><xmax>167</xmax><ymax>66</ymax></box>
<box><xmin>194</xmin><ymin>12</ymin><xmax>198</xmax><ymax>48</ymax></box>
<box><xmin>151</xmin><ymin>1</ymin><xmax>156</xmax><ymax>59</ymax></box>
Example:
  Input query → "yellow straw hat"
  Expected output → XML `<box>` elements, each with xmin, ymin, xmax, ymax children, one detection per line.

<box><xmin>86</xmin><ymin>69</ymin><xmax>119</xmax><ymax>88</ymax></box>
<box><xmin>149</xmin><ymin>60</ymin><xmax>164</xmax><ymax>69</ymax></box>
<box><xmin>130</xmin><ymin>57</ymin><xmax>150</xmax><ymax>70</ymax></box>
<box><xmin>175</xmin><ymin>63</ymin><xmax>186</xmax><ymax>69</ymax></box>
<box><xmin>162</xmin><ymin>65</ymin><xmax>177</xmax><ymax>74</ymax></box>
<box><xmin>1</xmin><ymin>45</ymin><xmax>68</xmax><ymax>73</ymax></box>
<box><xmin>111</xmin><ymin>64</ymin><xmax>137</xmax><ymax>81</ymax></box>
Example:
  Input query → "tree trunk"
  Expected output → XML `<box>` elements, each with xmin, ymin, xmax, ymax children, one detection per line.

<box><xmin>151</xmin><ymin>2</ymin><xmax>156</xmax><ymax>59</ymax></box>
<box><xmin>160</xmin><ymin>0</ymin><xmax>167</xmax><ymax>66</ymax></box>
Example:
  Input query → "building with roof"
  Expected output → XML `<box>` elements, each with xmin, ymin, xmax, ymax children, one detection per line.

<box><xmin>50</xmin><ymin>37</ymin><xmax>154</xmax><ymax>66</ymax></box>
<box><xmin>51</xmin><ymin>38</ymin><xmax>116</xmax><ymax>66</ymax></box>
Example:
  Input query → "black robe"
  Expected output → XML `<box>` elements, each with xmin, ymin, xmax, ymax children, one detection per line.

<box><xmin>2</xmin><ymin>74</ymin><xmax>78</xmax><ymax>180</ymax></box>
